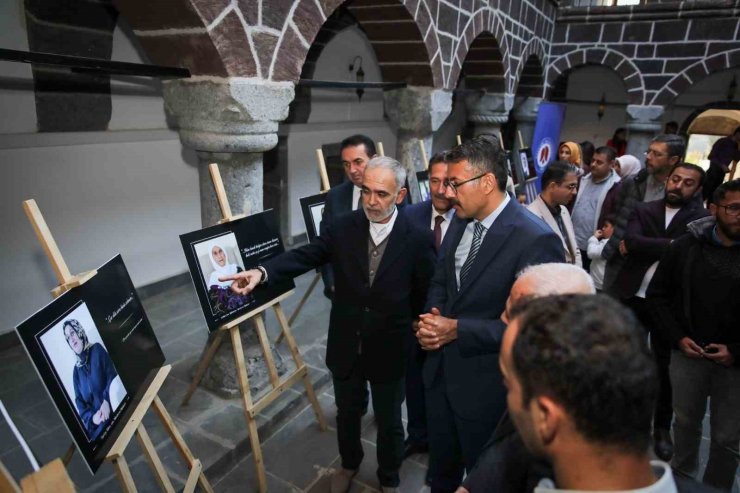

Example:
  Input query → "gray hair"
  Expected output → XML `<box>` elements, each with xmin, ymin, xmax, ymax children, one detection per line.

<box><xmin>365</xmin><ymin>156</ymin><xmax>407</xmax><ymax>192</ymax></box>
<box><xmin>517</xmin><ymin>263</ymin><xmax>595</xmax><ymax>296</ymax></box>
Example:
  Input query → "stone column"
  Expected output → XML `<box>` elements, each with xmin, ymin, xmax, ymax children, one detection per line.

<box><xmin>383</xmin><ymin>86</ymin><xmax>452</xmax><ymax>203</ymax></box>
<box><xmin>625</xmin><ymin>105</ymin><xmax>664</xmax><ymax>161</ymax></box>
<box><xmin>465</xmin><ymin>93</ymin><xmax>514</xmax><ymax>138</ymax></box>
<box><xmin>164</xmin><ymin>77</ymin><xmax>295</xmax><ymax>398</ymax></box>
<box><xmin>511</xmin><ymin>97</ymin><xmax>542</xmax><ymax>183</ymax></box>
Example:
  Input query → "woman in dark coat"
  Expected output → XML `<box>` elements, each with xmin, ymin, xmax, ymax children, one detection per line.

<box><xmin>64</xmin><ymin>319</ymin><xmax>118</xmax><ymax>440</ymax></box>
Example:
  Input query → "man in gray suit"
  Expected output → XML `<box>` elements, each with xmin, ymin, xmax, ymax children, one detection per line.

<box><xmin>526</xmin><ymin>161</ymin><xmax>581</xmax><ymax>266</ymax></box>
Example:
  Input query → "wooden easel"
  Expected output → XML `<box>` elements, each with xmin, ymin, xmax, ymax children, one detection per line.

<box><xmin>456</xmin><ymin>134</ymin><xmax>463</xmax><ymax>146</ymax></box>
<box><xmin>181</xmin><ymin>164</ymin><xmax>327</xmax><ymax>493</ymax></box>
<box><xmin>418</xmin><ymin>139</ymin><xmax>429</xmax><ymax>170</ymax></box>
<box><xmin>21</xmin><ymin>199</ymin><xmax>213</xmax><ymax>493</ymax></box>
<box><xmin>274</xmin><ymin>149</ymin><xmax>330</xmax><ymax>345</ymax></box>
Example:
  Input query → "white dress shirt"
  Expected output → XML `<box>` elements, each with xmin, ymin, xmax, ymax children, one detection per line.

<box><xmin>431</xmin><ymin>206</ymin><xmax>456</xmax><ymax>242</ymax></box>
<box><xmin>352</xmin><ymin>186</ymin><xmax>362</xmax><ymax>211</ymax></box>
<box><xmin>369</xmin><ymin>207</ymin><xmax>398</xmax><ymax>245</ymax></box>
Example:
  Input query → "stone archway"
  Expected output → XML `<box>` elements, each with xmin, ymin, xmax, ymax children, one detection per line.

<box><xmin>546</xmin><ymin>47</ymin><xmax>645</xmax><ymax>105</ymax></box>
<box><xmin>514</xmin><ymin>39</ymin><xmax>546</xmax><ymax>98</ymax></box>
<box><xmin>651</xmin><ymin>49</ymin><xmax>740</xmax><ymax>107</ymax></box>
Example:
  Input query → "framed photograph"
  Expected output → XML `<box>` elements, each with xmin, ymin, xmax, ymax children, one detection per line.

<box><xmin>299</xmin><ymin>192</ymin><xmax>327</xmax><ymax>242</ymax></box>
<box><xmin>180</xmin><ymin>209</ymin><xmax>295</xmax><ymax>332</ymax></box>
<box><xmin>416</xmin><ymin>170</ymin><xmax>431</xmax><ymax>202</ymax></box>
<box><xmin>15</xmin><ymin>255</ymin><xmax>165</xmax><ymax>473</ymax></box>
<box><xmin>518</xmin><ymin>148</ymin><xmax>537</xmax><ymax>181</ymax></box>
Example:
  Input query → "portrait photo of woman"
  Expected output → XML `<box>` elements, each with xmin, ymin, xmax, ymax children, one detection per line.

<box><xmin>63</xmin><ymin>319</ymin><xmax>124</xmax><ymax>441</ymax></box>
<box><xmin>195</xmin><ymin>235</ymin><xmax>254</xmax><ymax>317</ymax></box>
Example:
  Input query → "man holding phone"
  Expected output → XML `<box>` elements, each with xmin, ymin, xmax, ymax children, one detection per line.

<box><xmin>647</xmin><ymin>179</ymin><xmax>740</xmax><ymax>491</ymax></box>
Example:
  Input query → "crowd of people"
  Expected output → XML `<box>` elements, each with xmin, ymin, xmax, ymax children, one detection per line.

<box><xmin>220</xmin><ymin>130</ymin><xmax>739</xmax><ymax>493</ymax></box>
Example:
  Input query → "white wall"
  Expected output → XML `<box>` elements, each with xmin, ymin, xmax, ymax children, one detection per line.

<box><xmin>308</xmin><ymin>26</ymin><xmax>385</xmax><ymax>123</ymax></box>
<box><xmin>0</xmin><ymin>9</ymin><xmax>199</xmax><ymax>335</ymax></box>
<box><xmin>559</xmin><ymin>65</ymin><xmax>628</xmax><ymax>147</ymax></box>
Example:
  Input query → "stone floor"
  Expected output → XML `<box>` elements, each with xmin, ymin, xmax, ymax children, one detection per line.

<box><xmin>1</xmin><ymin>270</ymin><xmax>737</xmax><ymax>492</ymax></box>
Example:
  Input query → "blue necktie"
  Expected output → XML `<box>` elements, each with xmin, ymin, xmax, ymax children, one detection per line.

<box><xmin>459</xmin><ymin>221</ymin><xmax>485</xmax><ymax>287</ymax></box>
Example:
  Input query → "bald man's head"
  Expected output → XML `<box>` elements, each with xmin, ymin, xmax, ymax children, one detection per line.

<box><xmin>503</xmin><ymin>263</ymin><xmax>595</xmax><ymax>323</ymax></box>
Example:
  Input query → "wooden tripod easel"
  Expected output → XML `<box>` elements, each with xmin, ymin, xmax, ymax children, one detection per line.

<box><xmin>21</xmin><ymin>199</ymin><xmax>213</xmax><ymax>493</ymax></box>
<box><xmin>181</xmin><ymin>164</ymin><xmax>327</xmax><ymax>493</ymax></box>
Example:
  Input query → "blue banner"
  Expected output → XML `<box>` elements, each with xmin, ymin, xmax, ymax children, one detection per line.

<box><xmin>530</xmin><ymin>102</ymin><xmax>566</xmax><ymax>192</ymax></box>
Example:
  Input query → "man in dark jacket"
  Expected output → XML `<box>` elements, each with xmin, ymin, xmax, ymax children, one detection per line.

<box><xmin>704</xmin><ymin>126</ymin><xmax>740</xmax><ymax>205</ymax></box>
<box><xmin>603</xmin><ymin>134</ymin><xmax>685</xmax><ymax>291</ymax></box>
<box><xmin>608</xmin><ymin>163</ymin><xmax>709</xmax><ymax>462</ymax></box>
<box><xmin>647</xmin><ymin>179</ymin><xmax>740</xmax><ymax>492</ymax></box>
<box><xmin>223</xmin><ymin>157</ymin><xmax>436</xmax><ymax>493</ymax></box>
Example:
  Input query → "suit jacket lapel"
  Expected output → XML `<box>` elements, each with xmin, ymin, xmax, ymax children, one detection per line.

<box><xmin>374</xmin><ymin>212</ymin><xmax>410</xmax><ymax>282</ymax></box>
<box><xmin>349</xmin><ymin>212</ymin><xmax>370</xmax><ymax>282</ymax></box>
<box><xmin>455</xmin><ymin>201</ymin><xmax>517</xmax><ymax>299</ymax></box>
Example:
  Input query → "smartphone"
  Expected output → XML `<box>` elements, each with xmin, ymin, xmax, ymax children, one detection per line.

<box><xmin>704</xmin><ymin>346</ymin><xmax>719</xmax><ymax>354</ymax></box>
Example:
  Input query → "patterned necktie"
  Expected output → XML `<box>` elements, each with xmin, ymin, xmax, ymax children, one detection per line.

<box><xmin>434</xmin><ymin>215</ymin><xmax>445</xmax><ymax>251</ymax></box>
<box><xmin>459</xmin><ymin>221</ymin><xmax>485</xmax><ymax>287</ymax></box>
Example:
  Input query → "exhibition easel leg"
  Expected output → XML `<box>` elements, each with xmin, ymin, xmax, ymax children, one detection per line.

<box><xmin>135</xmin><ymin>424</ymin><xmax>174</xmax><ymax>493</ymax></box>
<box><xmin>60</xmin><ymin>444</ymin><xmax>75</xmax><ymax>466</ymax></box>
<box><xmin>273</xmin><ymin>304</ymin><xmax>327</xmax><ymax>431</ymax></box>
<box><xmin>181</xmin><ymin>330</ymin><xmax>225</xmax><ymax>406</ymax></box>
<box><xmin>229</xmin><ymin>325</ymin><xmax>268</xmax><ymax>493</ymax></box>
<box><xmin>275</xmin><ymin>271</ymin><xmax>322</xmax><ymax>345</ymax></box>
<box><xmin>110</xmin><ymin>455</ymin><xmax>137</xmax><ymax>493</ymax></box>
<box><xmin>152</xmin><ymin>397</ymin><xmax>215</xmax><ymax>493</ymax></box>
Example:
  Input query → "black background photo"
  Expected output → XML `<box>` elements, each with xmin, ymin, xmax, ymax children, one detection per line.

<box><xmin>180</xmin><ymin>209</ymin><xmax>295</xmax><ymax>332</ymax></box>
<box><xmin>16</xmin><ymin>255</ymin><xmax>165</xmax><ymax>473</ymax></box>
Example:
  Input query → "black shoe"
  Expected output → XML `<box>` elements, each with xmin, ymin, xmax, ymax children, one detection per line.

<box><xmin>653</xmin><ymin>428</ymin><xmax>673</xmax><ymax>461</ymax></box>
<box><xmin>403</xmin><ymin>440</ymin><xmax>429</xmax><ymax>459</ymax></box>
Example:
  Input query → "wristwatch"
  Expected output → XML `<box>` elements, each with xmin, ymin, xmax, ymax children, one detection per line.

<box><xmin>256</xmin><ymin>266</ymin><xmax>268</xmax><ymax>284</ymax></box>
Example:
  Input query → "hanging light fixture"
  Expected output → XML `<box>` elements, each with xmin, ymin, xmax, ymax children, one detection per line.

<box><xmin>349</xmin><ymin>56</ymin><xmax>365</xmax><ymax>102</ymax></box>
<box><xmin>597</xmin><ymin>93</ymin><xmax>606</xmax><ymax>120</ymax></box>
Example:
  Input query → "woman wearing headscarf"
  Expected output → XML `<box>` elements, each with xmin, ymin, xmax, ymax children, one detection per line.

<box><xmin>599</xmin><ymin>154</ymin><xmax>642</xmax><ymax>227</ymax></box>
<box><xmin>207</xmin><ymin>244</ymin><xmax>252</xmax><ymax>314</ymax></box>
<box><xmin>64</xmin><ymin>319</ymin><xmax>118</xmax><ymax>441</ymax></box>
<box><xmin>558</xmin><ymin>141</ymin><xmax>583</xmax><ymax>170</ymax></box>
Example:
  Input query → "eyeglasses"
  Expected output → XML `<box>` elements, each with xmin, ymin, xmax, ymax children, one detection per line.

<box><xmin>716</xmin><ymin>203</ymin><xmax>740</xmax><ymax>216</ymax></box>
<box><xmin>644</xmin><ymin>149</ymin><xmax>667</xmax><ymax>158</ymax></box>
<box><xmin>443</xmin><ymin>172</ymin><xmax>489</xmax><ymax>194</ymax></box>
<box><xmin>559</xmin><ymin>183</ymin><xmax>578</xmax><ymax>191</ymax></box>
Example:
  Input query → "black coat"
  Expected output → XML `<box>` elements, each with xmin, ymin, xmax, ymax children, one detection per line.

<box><xmin>608</xmin><ymin>197</ymin><xmax>709</xmax><ymax>300</ymax></box>
<box><xmin>264</xmin><ymin>209</ymin><xmax>436</xmax><ymax>382</ymax></box>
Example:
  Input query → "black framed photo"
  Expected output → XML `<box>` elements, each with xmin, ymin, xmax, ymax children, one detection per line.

<box><xmin>180</xmin><ymin>209</ymin><xmax>295</xmax><ymax>332</ymax></box>
<box><xmin>299</xmin><ymin>192</ymin><xmax>327</xmax><ymax>242</ymax></box>
<box><xmin>416</xmin><ymin>170</ymin><xmax>431</xmax><ymax>202</ymax></box>
<box><xmin>15</xmin><ymin>255</ymin><xmax>165</xmax><ymax>473</ymax></box>
<box><xmin>518</xmin><ymin>147</ymin><xmax>536</xmax><ymax>181</ymax></box>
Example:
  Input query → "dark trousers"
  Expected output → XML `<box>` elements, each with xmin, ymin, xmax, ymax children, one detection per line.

<box><xmin>580</xmin><ymin>249</ymin><xmax>591</xmax><ymax>272</ymax></box>
<box><xmin>624</xmin><ymin>296</ymin><xmax>673</xmax><ymax>431</ymax></box>
<box><xmin>703</xmin><ymin>165</ymin><xmax>726</xmax><ymax>205</ymax></box>
<box><xmin>426</xmin><ymin>379</ymin><xmax>501</xmax><ymax>493</ymax></box>
<box><xmin>333</xmin><ymin>363</ymin><xmax>405</xmax><ymax>487</ymax></box>
<box><xmin>404</xmin><ymin>329</ymin><xmax>427</xmax><ymax>445</ymax></box>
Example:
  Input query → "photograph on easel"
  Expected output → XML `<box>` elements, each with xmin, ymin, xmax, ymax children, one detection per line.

<box><xmin>15</xmin><ymin>255</ymin><xmax>165</xmax><ymax>473</ymax></box>
<box><xmin>299</xmin><ymin>192</ymin><xmax>326</xmax><ymax>242</ymax></box>
<box><xmin>180</xmin><ymin>209</ymin><xmax>295</xmax><ymax>332</ymax></box>
<box><xmin>416</xmin><ymin>170</ymin><xmax>431</xmax><ymax>202</ymax></box>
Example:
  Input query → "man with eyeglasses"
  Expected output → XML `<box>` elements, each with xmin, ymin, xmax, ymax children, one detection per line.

<box><xmin>400</xmin><ymin>152</ymin><xmax>455</xmax><ymax>462</ymax></box>
<box><xmin>647</xmin><ymin>178</ymin><xmax>740</xmax><ymax>491</ymax></box>
<box><xmin>602</xmin><ymin>134</ymin><xmax>685</xmax><ymax>290</ymax></box>
<box><xmin>571</xmin><ymin>146</ymin><xmax>621</xmax><ymax>271</ymax></box>
<box><xmin>526</xmin><ymin>160</ymin><xmax>581</xmax><ymax>266</ymax></box>
<box><xmin>414</xmin><ymin>136</ymin><xmax>563</xmax><ymax>493</ymax></box>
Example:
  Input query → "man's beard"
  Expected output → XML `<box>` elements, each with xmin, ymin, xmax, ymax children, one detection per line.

<box><xmin>665</xmin><ymin>190</ymin><xmax>689</xmax><ymax>207</ymax></box>
<box><xmin>364</xmin><ymin>202</ymin><xmax>396</xmax><ymax>223</ymax></box>
<box><xmin>717</xmin><ymin>217</ymin><xmax>740</xmax><ymax>242</ymax></box>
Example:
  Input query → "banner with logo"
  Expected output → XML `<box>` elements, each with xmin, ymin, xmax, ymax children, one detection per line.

<box><xmin>530</xmin><ymin>102</ymin><xmax>566</xmax><ymax>192</ymax></box>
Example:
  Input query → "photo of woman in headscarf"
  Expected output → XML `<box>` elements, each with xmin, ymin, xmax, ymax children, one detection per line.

<box><xmin>206</xmin><ymin>243</ymin><xmax>253</xmax><ymax>315</ymax></box>
<box><xmin>63</xmin><ymin>319</ymin><xmax>119</xmax><ymax>441</ymax></box>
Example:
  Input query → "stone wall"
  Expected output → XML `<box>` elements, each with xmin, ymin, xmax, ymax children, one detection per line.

<box><xmin>549</xmin><ymin>1</ymin><xmax>740</xmax><ymax>107</ymax></box>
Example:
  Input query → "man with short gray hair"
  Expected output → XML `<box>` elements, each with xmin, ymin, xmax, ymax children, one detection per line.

<box><xmin>222</xmin><ymin>156</ymin><xmax>437</xmax><ymax>493</ymax></box>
